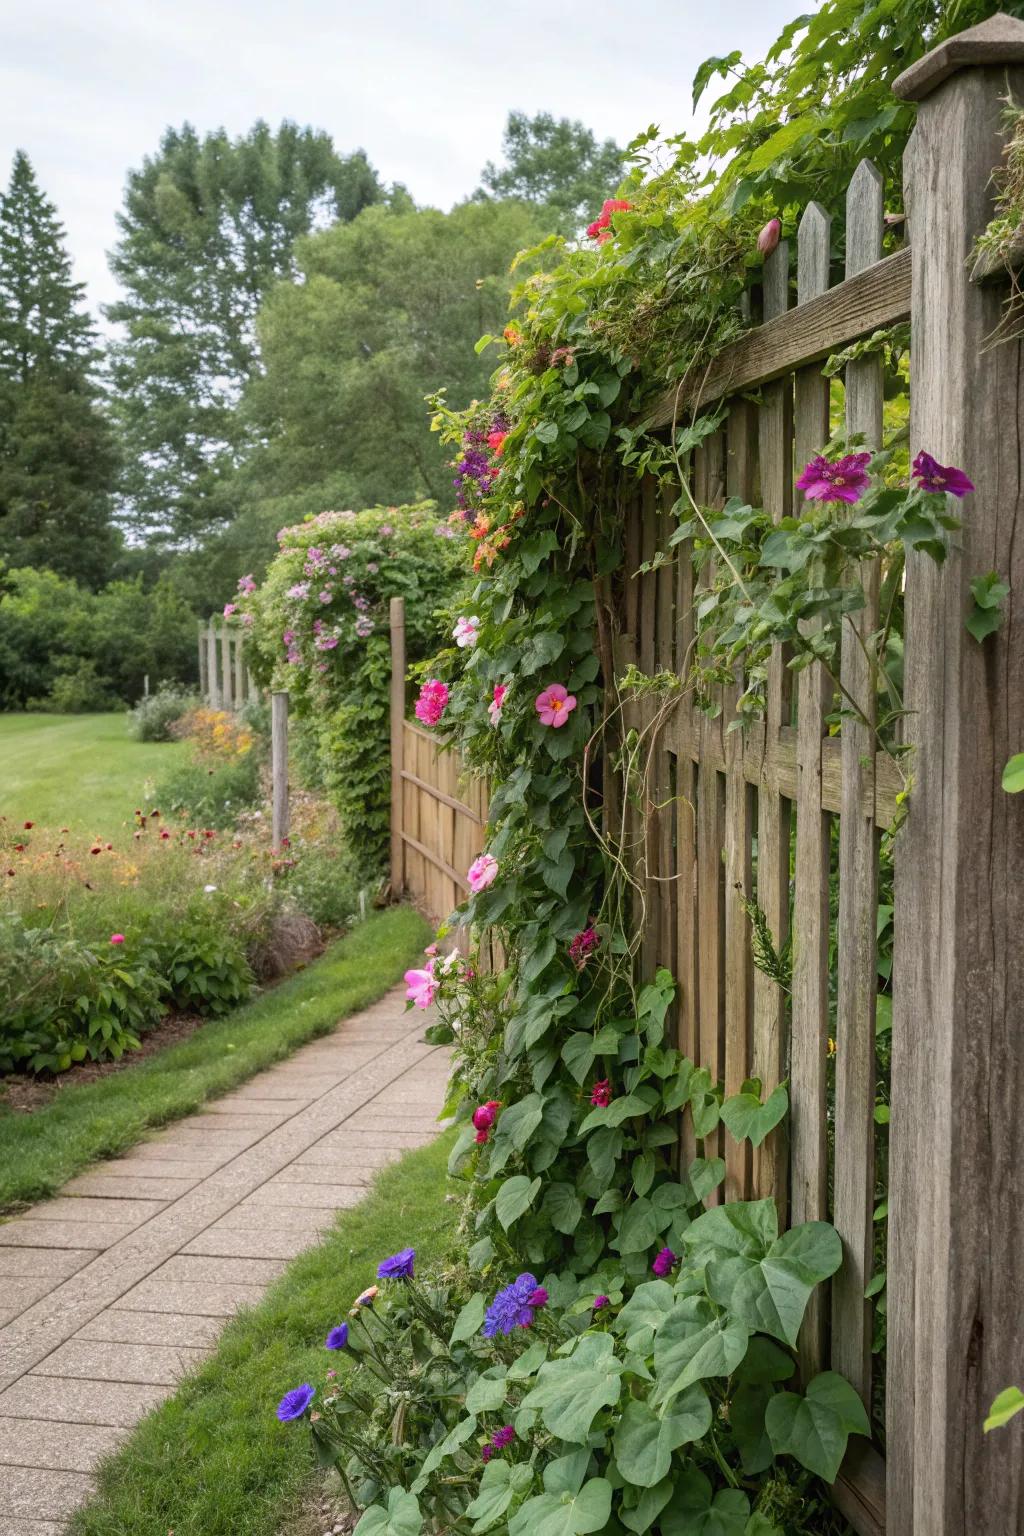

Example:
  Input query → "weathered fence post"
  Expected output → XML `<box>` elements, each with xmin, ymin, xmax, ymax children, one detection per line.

<box><xmin>889</xmin><ymin>17</ymin><xmax>1024</xmax><ymax>1533</ymax></box>
<box><xmin>234</xmin><ymin>635</ymin><xmax>245</xmax><ymax>711</ymax></box>
<box><xmin>220</xmin><ymin>621</ymin><xmax>233</xmax><ymax>712</ymax></box>
<box><xmin>198</xmin><ymin>622</ymin><xmax>208</xmax><ymax>699</ymax></box>
<box><xmin>271</xmin><ymin>690</ymin><xmax>289</xmax><ymax>849</ymax></box>
<box><xmin>206</xmin><ymin>624</ymin><xmax>220</xmax><ymax>709</ymax></box>
<box><xmin>390</xmin><ymin>596</ymin><xmax>406</xmax><ymax>898</ymax></box>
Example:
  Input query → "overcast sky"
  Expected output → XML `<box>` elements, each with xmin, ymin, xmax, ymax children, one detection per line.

<box><xmin>1</xmin><ymin>0</ymin><xmax>798</xmax><ymax>321</ymax></box>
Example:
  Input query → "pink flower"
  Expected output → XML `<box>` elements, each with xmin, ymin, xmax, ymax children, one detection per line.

<box><xmin>223</xmin><ymin>603</ymin><xmax>236</xmax><ymax>617</ymax></box>
<box><xmin>237</xmin><ymin>574</ymin><xmax>257</xmax><ymax>594</ymax></box>
<box><xmin>911</xmin><ymin>450</ymin><xmax>974</xmax><ymax>498</ymax></box>
<box><xmin>652</xmin><ymin>1247</ymin><xmax>677</xmax><ymax>1277</ymax></box>
<box><xmin>586</xmin><ymin>198</ymin><xmax>633</xmax><ymax>243</ymax></box>
<box><xmin>453</xmin><ymin>616</ymin><xmax>480</xmax><ymax>649</ymax></box>
<box><xmin>488</xmin><ymin>682</ymin><xmax>507</xmax><ymax>727</ymax></box>
<box><xmin>527</xmin><ymin>1285</ymin><xmax>548</xmax><ymax>1308</ymax></box>
<box><xmin>379</xmin><ymin>524</ymin><xmax>393</xmax><ymax>536</ymax></box>
<box><xmin>467</xmin><ymin>853</ymin><xmax>499</xmax><ymax>893</ymax></box>
<box><xmin>109</xmin><ymin>933</ymin><xmax>125</xmax><ymax>945</ymax></box>
<box><xmin>415</xmin><ymin>679</ymin><xmax>449</xmax><ymax>727</ymax></box>
<box><xmin>796</xmin><ymin>452</ymin><xmax>871</xmax><ymax>505</ymax></box>
<box><xmin>757</xmin><ymin>218</ymin><xmax>781</xmax><ymax>256</ymax></box>
<box><xmin>472</xmin><ymin>1100</ymin><xmax>501</xmax><ymax>1135</ymax></box>
<box><xmin>355</xmin><ymin>617</ymin><xmax>374</xmax><ymax>637</ymax></box>
<box><xmin>568</xmin><ymin>926</ymin><xmax>600</xmax><ymax>968</ymax></box>
<box><xmin>424</xmin><ymin>943</ymin><xmax>439</xmax><ymax>957</ymax></box>
<box><xmin>487</xmin><ymin>430</ymin><xmax>508</xmax><ymax>455</ymax></box>
<box><xmin>590</xmin><ymin>1079</ymin><xmax>612</xmax><ymax>1107</ymax></box>
<box><xmin>404</xmin><ymin>964</ymin><xmax>437</xmax><ymax>1009</ymax></box>
<box><xmin>318</xmin><ymin>590</ymin><xmax>332</xmax><ymax>604</ymax></box>
<box><xmin>535</xmin><ymin>683</ymin><xmax>577</xmax><ymax>728</ymax></box>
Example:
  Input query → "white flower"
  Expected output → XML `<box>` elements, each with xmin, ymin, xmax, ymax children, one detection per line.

<box><xmin>453</xmin><ymin>615</ymin><xmax>480</xmax><ymax>649</ymax></box>
<box><xmin>204</xmin><ymin>884</ymin><xmax>218</xmax><ymax>894</ymax></box>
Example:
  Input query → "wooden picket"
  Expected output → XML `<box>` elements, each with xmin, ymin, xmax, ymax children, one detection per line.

<box><xmin>197</xmin><ymin>619</ymin><xmax>256</xmax><ymax>711</ymax></box>
<box><xmin>386</xmin><ymin>19</ymin><xmax>1024</xmax><ymax>1533</ymax></box>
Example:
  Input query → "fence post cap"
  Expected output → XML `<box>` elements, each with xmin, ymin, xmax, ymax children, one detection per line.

<box><xmin>893</xmin><ymin>12</ymin><xmax>1024</xmax><ymax>100</ymax></box>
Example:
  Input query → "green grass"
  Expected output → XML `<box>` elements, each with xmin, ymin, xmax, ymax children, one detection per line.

<box><xmin>72</xmin><ymin>1130</ymin><xmax>459</xmax><ymax>1536</ymax></box>
<box><xmin>0</xmin><ymin>712</ymin><xmax>188</xmax><ymax>835</ymax></box>
<box><xmin>0</xmin><ymin>905</ymin><xmax>429</xmax><ymax>1211</ymax></box>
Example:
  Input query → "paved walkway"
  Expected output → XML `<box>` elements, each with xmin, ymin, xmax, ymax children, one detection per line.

<box><xmin>0</xmin><ymin>986</ymin><xmax>451</xmax><ymax>1535</ymax></box>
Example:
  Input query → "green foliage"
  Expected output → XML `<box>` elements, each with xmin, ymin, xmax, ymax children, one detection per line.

<box><xmin>478</xmin><ymin>112</ymin><xmax>625</xmax><ymax>235</ymax></box>
<box><xmin>985</xmin><ymin>1386</ymin><xmax>1024</xmax><ymax>1432</ymax></box>
<box><xmin>153</xmin><ymin>913</ymin><xmax>252</xmax><ymax>1016</ymax></box>
<box><xmin>965</xmin><ymin>571</ymin><xmax>1009</xmax><ymax>643</ymax></box>
<box><xmin>1002</xmin><ymin>753</ymin><xmax>1024</xmax><ymax>793</ymax></box>
<box><xmin>244</xmin><ymin>502</ymin><xmax>465</xmax><ymax>875</ymax></box>
<box><xmin>0</xmin><ymin>150</ymin><xmax>119</xmax><ymax>587</ymax></box>
<box><xmin>0</xmin><ymin>566</ymin><xmax>198</xmax><ymax>709</ymax></box>
<box><xmin>152</xmin><ymin>752</ymin><xmax>262</xmax><ymax>829</ymax></box>
<box><xmin>129</xmin><ymin>683</ymin><xmax>199</xmax><ymax>742</ymax></box>
<box><xmin>107</xmin><ymin>121</ymin><xmax>385</xmax><ymax>544</ymax></box>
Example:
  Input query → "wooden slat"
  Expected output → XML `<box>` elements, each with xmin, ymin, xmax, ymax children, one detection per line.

<box><xmin>399</xmin><ymin>769</ymin><xmax>485</xmax><ymax>826</ymax></box>
<box><xmin>639</xmin><ymin>479</ymin><xmax>660</xmax><ymax>981</ymax></box>
<box><xmin>401</xmin><ymin>830</ymin><xmax>471</xmax><ymax>892</ymax></box>
<box><xmin>645</xmin><ymin>245</ymin><xmax>911</xmax><ymax>428</ymax></box>
<box><xmin>723</xmin><ymin>399</ymin><xmax>757</xmax><ymax>1201</ymax></box>
<box><xmin>832</xmin><ymin>159</ymin><xmax>884</xmax><ymax>1410</ymax></box>
<box><xmin>752</xmin><ymin>237</ymin><xmax>794</xmax><ymax>1210</ymax></box>
<box><xmin>220</xmin><ymin>623</ymin><xmax>233</xmax><ymax>711</ymax></box>
<box><xmin>390</xmin><ymin>598</ymin><xmax>406</xmax><ymax>894</ymax></box>
<box><xmin>655</xmin><ymin>485</ymin><xmax>677</xmax><ymax>1001</ymax></box>
<box><xmin>789</xmin><ymin>200</ymin><xmax>834</xmax><ymax>1380</ymax></box>
<box><xmin>832</xmin><ymin>1442</ymin><xmax>886</xmax><ymax>1536</ymax></box>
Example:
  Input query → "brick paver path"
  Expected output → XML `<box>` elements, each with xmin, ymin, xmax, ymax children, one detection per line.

<box><xmin>0</xmin><ymin>986</ymin><xmax>450</xmax><ymax>1534</ymax></box>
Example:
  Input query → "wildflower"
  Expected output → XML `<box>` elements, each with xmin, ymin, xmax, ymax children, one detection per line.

<box><xmin>590</xmin><ymin>1079</ymin><xmax>612</xmax><ymax>1108</ymax></box>
<box><xmin>276</xmin><ymin>1384</ymin><xmax>315</xmax><ymax>1422</ymax></box>
<box><xmin>503</xmin><ymin>325</ymin><xmax>521</xmax><ymax>345</ymax></box>
<box><xmin>593</xmin><ymin>1295</ymin><xmax>610</xmax><ymax>1311</ymax></box>
<box><xmin>652</xmin><ymin>1247</ymin><xmax>677</xmax><ymax>1277</ymax></box>
<box><xmin>424</xmin><ymin>943</ymin><xmax>439</xmax><ymax>957</ymax></box>
<box><xmin>586</xmin><ymin>198</ymin><xmax>633</xmax><ymax>242</ymax></box>
<box><xmin>550</xmin><ymin>346</ymin><xmax>575</xmax><ymax>368</ymax></box>
<box><xmin>453</xmin><ymin>615</ymin><xmax>480</xmax><ymax>649</ymax></box>
<box><xmin>355</xmin><ymin>617</ymin><xmax>375</xmax><ymax>637</ymax></box>
<box><xmin>367</xmin><ymin>561</ymin><xmax>379</xmax><ymax>574</ymax></box>
<box><xmin>911</xmin><ymin>450</ymin><xmax>974</xmax><ymax>498</ymax></box>
<box><xmin>286</xmin><ymin>582</ymin><xmax>310</xmax><ymax>601</ymax></box>
<box><xmin>486</xmin><ymin>1425</ymin><xmax>516</xmax><ymax>1458</ymax></box>
<box><xmin>757</xmin><ymin>218</ymin><xmax>782</xmax><ymax>256</ymax></box>
<box><xmin>22</xmin><ymin>821</ymin><xmax>33</xmax><ymax>830</ymax></box>
<box><xmin>377</xmin><ymin>1247</ymin><xmax>416</xmax><ymax>1280</ymax></box>
<box><xmin>487</xmin><ymin>430</ymin><xmax>508</xmax><ymax>455</ymax></box>
<box><xmin>483</xmin><ymin>1272</ymin><xmax>544</xmax><ymax>1337</ymax></box>
<box><xmin>467</xmin><ymin>853</ymin><xmax>499</xmax><ymax>894</ymax></box>
<box><xmin>796</xmin><ymin>452</ymin><xmax>871</xmax><ymax>505</ymax></box>
<box><xmin>223</xmin><ymin>603</ymin><xmax>236</xmax><ymax>617</ymax></box>
<box><xmin>488</xmin><ymin>682</ymin><xmax>507</xmax><ymax>727</ymax></box>
<box><xmin>380</xmin><ymin>524</ymin><xmax>394</xmax><ymax>536</ymax></box>
<box><xmin>354</xmin><ymin>1285</ymin><xmax>378</xmax><ymax>1307</ymax></box>
<box><xmin>568</xmin><ymin>926</ymin><xmax>600</xmax><ymax>968</ymax></box>
<box><xmin>159</xmin><ymin>830</ymin><xmax>170</xmax><ymax>841</ymax></box>
<box><xmin>404</xmin><ymin>964</ymin><xmax>437</xmax><ymax>1009</ymax></box>
<box><xmin>204</xmin><ymin>883</ymin><xmax>217</xmax><ymax>893</ymax></box>
<box><xmin>527</xmin><ymin>1285</ymin><xmax>548</xmax><ymax>1308</ymax></box>
<box><xmin>535</xmin><ymin>683</ymin><xmax>577</xmax><ymax>729</ymax></box>
<box><xmin>415</xmin><ymin>679</ymin><xmax>449</xmax><ymax>727</ymax></box>
<box><xmin>318</xmin><ymin>590</ymin><xmax>332</xmax><ymax>604</ymax></box>
<box><xmin>472</xmin><ymin>1100</ymin><xmax>501</xmax><ymax>1143</ymax></box>
<box><xmin>238</xmin><ymin>574</ymin><xmax>257</xmax><ymax>594</ymax></box>
<box><xmin>325</xmin><ymin>1323</ymin><xmax>349</xmax><ymax>1350</ymax></box>
<box><xmin>109</xmin><ymin>934</ymin><xmax>125</xmax><ymax>945</ymax></box>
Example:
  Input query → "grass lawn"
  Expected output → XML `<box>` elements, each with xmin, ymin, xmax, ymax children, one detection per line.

<box><xmin>71</xmin><ymin>1130</ymin><xmax>458</xmax><ymax>1536</ymax></box>
<box><xmin>0</xmin><ymin>712</ymin><xmax>188</xmax><ymax>836</ymax></box>
<box><xmin>0</xmin><ymin>905</ymin><xmax>429</xmax><ymax>1211</ymax></box>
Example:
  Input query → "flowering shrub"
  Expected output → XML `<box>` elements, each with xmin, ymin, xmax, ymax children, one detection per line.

<box><xmin>242</xmin><ymin>503</ymin><xmax>466</xmax><ymax>876</ymax></box>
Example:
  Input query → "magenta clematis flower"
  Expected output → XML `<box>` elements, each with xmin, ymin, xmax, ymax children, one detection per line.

<box><xmin>404</xmin><ymin>964</ymin><xmax>437</xmax><ymax>1009</ymax></box>
<box><xmin>652</xmin><ymin>1246</ymin><xmax>677</xmax><ymax>1277</ymax></box>
<box><xmin>796</xmin><ymin>451</ymin><xmax>871</xmax><ymax>504</ymax></box>
<box><xmin>911</xmin><ymin>450</ymin><xmax>974</xmax><ymax>498</ymax></box>
<box><xmin>467</xmin><ymin>853</ymin><xmax>499</xmax><ymax>893</ymax></box>
<box><xmin>535</xmin><ymin>683</ymin><xmax>577</xmax><ymax>728</ymax></box>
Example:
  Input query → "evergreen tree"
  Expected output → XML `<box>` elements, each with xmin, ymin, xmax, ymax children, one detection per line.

<box><xmin>107</xmin><ymin>121</ymin><xmax>385</xmax><ymax>545</ymax></box>
<box><xmin>0</xmin><ymin>151</ymin><xmax>119</xmax><ymax>587</ymax></box>
<box><xmin>478</xmin><ymin>112</ymin><xmax>625</xmax><ymax>234</ymax></box>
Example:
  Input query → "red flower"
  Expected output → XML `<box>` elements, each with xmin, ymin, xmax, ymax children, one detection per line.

<box><xmin>159</xmin><ymin>830</ymin><xmax>171</xmax><ymax>840</ymax></box>
<box><xmin>590</xmin><ymin>1079</ymin><xmax>612</xmax><ymax>1107</ymax></box>
<box><xmin>586</xmin><ymin>198</ymin><xmax>632</xmax><ymax>243</ymax></box>
<box><xmin>22</xmin><ymin>821</ymin><xmax>34</xmax><ymax>830</ymax></box>
<box><xmin>487</xmin><ymin>431</ymin><xmax>508</xmax><ymax>455</ymax></box>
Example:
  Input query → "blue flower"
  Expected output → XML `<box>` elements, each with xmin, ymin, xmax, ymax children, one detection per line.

<box><xmin>483</xmin><ymin>1273</ymin><xmax>541</xmax><ymax>1338</ymax></box>
<box><xmin>325</xmin><ymin>1323</ymin><xmax>349</xmax><ymax>1350</ymax></box>
<box><xmin>276</xmin><ymin>1384</ymin><xmax>315</xmax><ymax>1422</ymax></box>
<box><xmin>377</xmin><ymin>1247</ymin><xmax>416</xmax><ymax>1280</ymax></box>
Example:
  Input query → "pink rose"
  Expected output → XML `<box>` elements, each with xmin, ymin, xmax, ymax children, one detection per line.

<box><xmin>467</xmin><ymin>853</ymin><xmax>498</xmax><ymax>893</ymax></box>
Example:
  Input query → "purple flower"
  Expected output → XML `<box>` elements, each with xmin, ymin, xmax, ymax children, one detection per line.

<box><xmin>377</xmin><ymin>1247</ymin><xmax>416</xmax><ymax>1280</ymax></box>
<box><xmin>325</xmin><ymin>1323</ymin><xmax>349</xmax><ymax>1350</ymax></box>
<box><xmin>483</xmin><ymin>1272</ymin><xmax>543</xmax><ymax>1337</ymax></box>
<box><xmin>796</xmin><ymin>452</ymin><xmax>871</xmax><ymax>505</ymax></box>
<box><xmin>912</xmin><ymin>450</ymin><xmax>974</xmax><ymax>498</ymax></box>
<box><xmin>593</xmin><ymin>1295</ymin><xmax>610</xmax><ymax>1311</ymax></box>
<box><xmin>652</xmin><ymin>1247</ymin><xmax>677</xmax><ymax>1277</ymax></box>
<box><xmin>527</xmin><ymin>1286</ymin><xmax>548</xmax><ymax>1309</ymax></box>
<box><xmin>276</xmin><ymin>1384</ymin><xmax>315</xmax><ymax>1422</ymax></box>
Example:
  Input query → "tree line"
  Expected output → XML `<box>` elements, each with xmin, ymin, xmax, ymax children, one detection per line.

<box><xmin>0</xmin><ymin>113</ymin><xmax>622</xmax><ymax>706</ymax></box>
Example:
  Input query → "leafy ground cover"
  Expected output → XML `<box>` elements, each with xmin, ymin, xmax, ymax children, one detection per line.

<box><xmin>0</xmin><ymin>905</ymin><xmax>428</xmax><ymax>1211</ymax></box>
<box><xmin>70</xmin><ymin>1130</ymin><xmax>457</xmax><ymax>1536</ymax></box>
<box><xmin>0</xmin><ymin>712</ymin><xmax>188</xmax><ymax>834</ymax></box>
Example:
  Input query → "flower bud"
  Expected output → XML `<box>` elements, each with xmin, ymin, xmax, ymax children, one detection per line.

<box><xmin>757</xmin><ymin>217</ymin><xmax>781</xmax><ymax>256</ymax></box>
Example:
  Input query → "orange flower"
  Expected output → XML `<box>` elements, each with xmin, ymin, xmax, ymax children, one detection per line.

<box><xmin>502</xmin><ymin>325</ymin><xmax>521</xmax><ymax>346</ymax></box>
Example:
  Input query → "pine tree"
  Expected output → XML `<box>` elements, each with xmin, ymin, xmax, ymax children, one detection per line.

<box><xmin>107</xmin><ymin>121</ymin><xmax>385</xmax><ymax>545</ymax></box>
<box><xmin>0</xmin><ymin>151</ymin><xmax>119</xmax><ymax>586</ymax></box>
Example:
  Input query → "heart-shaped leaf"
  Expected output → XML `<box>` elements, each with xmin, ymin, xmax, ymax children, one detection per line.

<box><xmin>520</xmin><ymin>1334</ymin><xmax>625</xmax><ymax>1442</ymax></box>
<box><xmin>766</xmin><ymin>1370</ymin><xmax>871</xmax><ymax>1482</ymax></box>
<box><xmin>509</xmin><ymin>1479</ymin><xmax>612</xmax><ymax>1536</ymax></box>
<box><xmin>660</xmin><ymin>1468</ymin><xmax>751</xmax><ymax>1535</ymax></box>
<box><xmin>652</xmin><ymin>1296</ymin><xmax>750</xmax><ymax>1404</ymax></box>
<box><xmin>612</xmin><ymin>1386</ymin><xmax>712</xmax><ymax>1486</ymax></box>
<box><xmin>720</xmin><ymin>1081</ymin><xmax>789</xmax><ymax>1148</ymax></box>
<box><xmin>496</xmin><ymin>1175</ymin><xmax>541</xmax><ymax>1231</ymax></box>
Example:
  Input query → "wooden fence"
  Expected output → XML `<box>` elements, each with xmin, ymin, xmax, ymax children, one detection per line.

<box><xmin>388</xmin><ymin>19</ymin><xmax>1024</xmax><ymax>1534</ymax></box>
<box><xmin>198</xmin><ymin>620</ymin><xmax>257</xmax><ymax>711</ymax></box>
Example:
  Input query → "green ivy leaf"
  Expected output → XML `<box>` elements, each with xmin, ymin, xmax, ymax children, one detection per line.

<box><xmin>520</xmin><ymin>1334</ymin><xmax>625</xmax><ymax>1441</ymax></box>
<box><xmin>687</xmin><ymin>1158</ymin><xmax>726</xmax><ymax>1202</ymax></box>
<box><xmin>620</xmin><ymin>1479</ymin><xmax>674</xmax><ymax>1534</ymax></box>
<box><xmin>612</xmin><ymin>1386</ymin><xmax>712</xmax><ymax>1486</ymax></box>
<box><xmin>765</xmin><ymin>1370</ymin><xmax>870</xmax><ymax>1482</ymax></box>
<box><xmin>652</xmin><ymin>1296</ymin><xmax>750</xmax><ymax>1405</ymax></box>
<box><xmin>496</xmin><ymin>1175</ymin><xmax>542</xmax><ymax>1231</ymax></box>
<box><xmin>985</xmin><ymin>1386</ymin><xmax>1024</xmax><ymax>1432</ymax></box>
<box><xmin>683</xmin><ymin>1199</ymin><xmax>778</xmax><ymax>1264</ymax></box>
<box><xmin>412</xmin><ymin>1415</ymin><xmax>478</xmax><ymax>1493</ymax></box>
<box><xmin>720</xmin><ymin>1081</ymin><xmax>789</xmax><ymax>1148</ymax></box>
<box><xmin>615</xmin><ymin>1197</ymin><xmax>662</xmax><ymax>1254</ymax></box>
<box><xmin>731</xmin><ymin>1382</ymin><xmax>775</xmax><ymax>1474</ymax></box>
<box><xmin>354</xmin><ymin>1488</ymin><xmax>423</xmax><ymax>1536</ymax></box>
